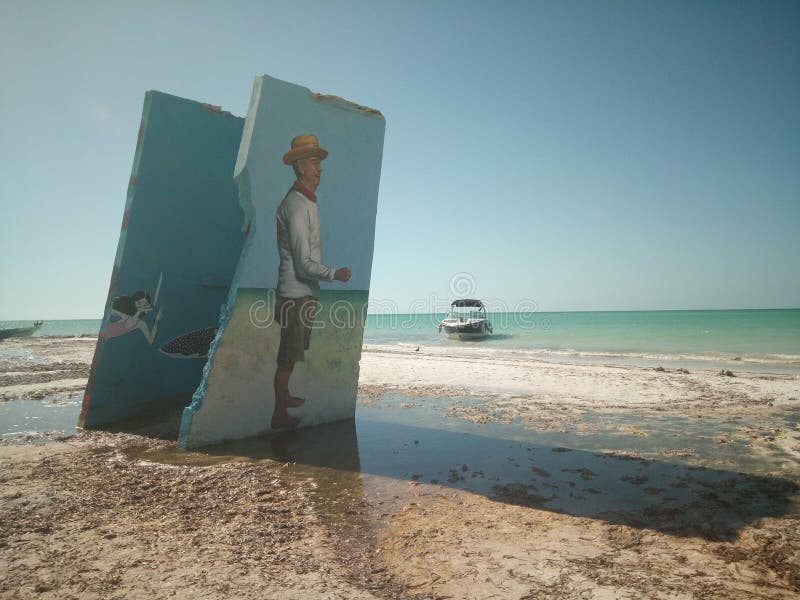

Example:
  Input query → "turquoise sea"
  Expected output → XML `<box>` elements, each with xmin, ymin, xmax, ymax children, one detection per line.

<box><xmin>363</xmin><ymin>309</ymin><xmax>800</xmax><ymax>373</ymax></box>
<box><xmin>2</xmin><ymin>309</ymin><xmax>799</xmax><ymax>373</ymax></box>
<box><xmin>0</xmin><ymin>319</ymin><xmax>102</xmax><ymax>338</ymax></box>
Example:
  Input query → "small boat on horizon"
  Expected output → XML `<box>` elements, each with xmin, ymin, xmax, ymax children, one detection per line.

<box><xmin>0</xmin><ymin>321</ymin><xmax>44</xmax><ymax>341</ymax></box>
<box><xmin>439</xmin><ymin>299</ymin><xmax>492</xmax><ymax>340</ymax></box>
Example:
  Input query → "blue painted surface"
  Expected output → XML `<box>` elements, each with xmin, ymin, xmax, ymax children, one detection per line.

<box><xmin>81</xmin><ymin>92</ymin><xmax>244</xmax><ymax>428</ymax></box>
<box><xmin>234</xmin><ymin>76</ymin><xmax>385</xmax><ymax>290</ymax></box>
<box><xmin>180</xmin><ymin>75</ymin><xmax>386</xmax><ymax>447</ymax></box>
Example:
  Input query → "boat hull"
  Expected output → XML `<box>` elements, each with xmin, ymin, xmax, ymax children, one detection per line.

<box><xmin>441</xmin><ymin>320</ymin><xmax>492</xmax><ymax>340</ymax></box>
<box><xmin>445</xmin><ymin>330</ymin><xmax>491</xmax><ymax>340</ymax></box>
<box><xmin>0</xmin><ymin>326</ymin><xmax>40</xmax><ymax>341</ymax></box>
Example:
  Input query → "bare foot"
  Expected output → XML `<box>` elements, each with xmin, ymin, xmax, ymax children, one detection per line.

<box><xmin>271</xmin><ymin>414</ymin><xmax>300</xmax><ymax>430</ymax></box>
<box><xmin>286</xmin><ymin>395</ymin><xmax>305</xmax><ymax>408</ymax></box>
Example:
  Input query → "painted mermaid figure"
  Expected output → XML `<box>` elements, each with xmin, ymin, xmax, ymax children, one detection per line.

<box><xmin>103</xmin><ymin>290</ymin><xmax>164</xmax><ymax>344</ymax></box>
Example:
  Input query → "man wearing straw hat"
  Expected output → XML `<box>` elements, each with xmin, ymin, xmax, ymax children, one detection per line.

<box><xmin>272</xmin><ymin>134</ymin><xmax>352</xmax><ymax>430</ymax></box>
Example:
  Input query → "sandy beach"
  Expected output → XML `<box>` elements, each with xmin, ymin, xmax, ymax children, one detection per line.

<box><xmin>2</xmin><ymin>337</ymin><xmax>799</xmax><ymax>598</ymax></box>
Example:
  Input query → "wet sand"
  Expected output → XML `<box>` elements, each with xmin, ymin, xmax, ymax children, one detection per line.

<box><xmin>0</xmin><ymin>337</ymin><xmax>94</xmax><ymax>401</ymax></box>
<box><xmin>1</xmin><ymin>337</ymin><xmax>799</xmax><ymax>598</ymax></box>
<box><xmin>360</xmin><ymin>345</ymin><xmax>800</xmax><ymax>427</ymax></box>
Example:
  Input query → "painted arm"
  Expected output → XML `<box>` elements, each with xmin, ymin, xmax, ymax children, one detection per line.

<box><xmin>137</xmin><ymin>309</ymin><xmax>164</xmax><ymax>344</ymax></box>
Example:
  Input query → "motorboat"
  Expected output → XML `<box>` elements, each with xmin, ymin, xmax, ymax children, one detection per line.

<box><xmin>438</xmin><ymin>299</ymin><xmax>492</xmax><ymax>340</ymax></box>
<box><xmin>0</xmin><ymin>320</ymin><xmax>43</xmax><ymax>341</ymax></box>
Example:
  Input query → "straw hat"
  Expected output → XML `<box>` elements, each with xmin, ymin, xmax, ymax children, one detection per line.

<box><xmin>282</xmin><ymin>134</ymin><xmax>328</xmax><ymax>165</ymax></box>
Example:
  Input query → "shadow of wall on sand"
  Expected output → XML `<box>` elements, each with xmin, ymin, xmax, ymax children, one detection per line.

<box><xmin>120</xmin><ymin>413</ymin><xmax>799</xmax><ymax>542</ymax></box>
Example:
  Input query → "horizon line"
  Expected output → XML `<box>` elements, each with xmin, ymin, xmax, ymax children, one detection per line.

<box><xmin>2</xmin><ymin>306</ymin><xmax>800</xmax><ymax>321</ymax></box>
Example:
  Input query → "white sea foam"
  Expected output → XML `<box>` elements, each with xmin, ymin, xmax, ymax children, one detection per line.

<box><xmin>363</xmin><ymin>342</ymin><xmax>800</xmax><ymax>370</ymax></box>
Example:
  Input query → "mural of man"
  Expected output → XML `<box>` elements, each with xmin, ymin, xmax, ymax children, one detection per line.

<box><xmin>272</xmin><ymin>134</ymin><xmax>352</xmax><ymax>429</ymax></box>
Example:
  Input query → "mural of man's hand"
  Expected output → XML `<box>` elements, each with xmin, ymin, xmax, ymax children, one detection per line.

<box><xmin>334</xmin><ymin>267</ymin><xmax>352</xmax><ymax>282</ymax></box>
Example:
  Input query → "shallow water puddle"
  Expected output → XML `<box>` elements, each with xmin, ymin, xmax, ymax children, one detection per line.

<box><xmin>367</xmin><ymin>393</ymin><xmax>800</xmax><ymax>473</ymax></box>
<box><xmin>4</xmin><ymin>389</ymin><xmax>797</xmax><ymax>536</ymax></box>
<box><xmin>122</xmin><ymin>396</ymin><xmax>800</xmax><ymax>539</ymax></box>
<box><xmin>0</xmin><ymin>395</ymin><xmax>81</xmax><ymax>440</ymax></box>
<box><xmin>356</xmin><ymin>406</ymin><xmax>799</xmax><ymax>532</ymax></box>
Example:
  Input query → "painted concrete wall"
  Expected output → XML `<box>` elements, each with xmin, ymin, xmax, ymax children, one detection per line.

<box><xmin>80</xmin><ymin>92</ymin><xmax>245</xmax><ymax>428</ymax></box>
<box><xmin>180</xmin><ymin>75</ymin><xmax>385</xmax><ymax>448</ymax></box>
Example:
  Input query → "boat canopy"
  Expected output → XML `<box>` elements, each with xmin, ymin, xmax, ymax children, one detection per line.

<box><xmin>450</xmin><ymin>299</ymin><xmax>484</xmax><ymax>308</ymax></box>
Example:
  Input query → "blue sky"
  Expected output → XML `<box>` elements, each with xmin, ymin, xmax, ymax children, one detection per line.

<box><xmin>1</xmin><ymin>1</ymin><xmax>798</xmax><ymax>318</ymax></box>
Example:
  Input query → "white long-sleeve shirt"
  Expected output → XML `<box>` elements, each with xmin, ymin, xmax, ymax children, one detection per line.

<box><xmin>276</xmin><ymin>188</ymin><xmax>335</xmax><ymax>298</ymax></box>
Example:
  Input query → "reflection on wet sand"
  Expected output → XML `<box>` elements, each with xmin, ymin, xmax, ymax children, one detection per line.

<box><xmin>4</xmin><ymin>390</ymin><xmax>799</xmax><ymax>597</ymax></box>
<box><xmin>121</xmin><ymin>403</ymin><xmax>799</xmax><ymax>542</ymax></box>
<box><xmin>124</xmin><ymin>419</ymin><xmax>386</xmax><ymax>587</ymax></box>
<box><xmin>361</xmin><ymin>415</ymin><xmax>798</xmax><ymax>540</ymax></box>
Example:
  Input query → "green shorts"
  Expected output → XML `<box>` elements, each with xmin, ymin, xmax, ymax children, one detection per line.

<box><xmin>275</xmin><ymin>295</ymin><xmax>318</xmax><ymax>369</ymax></box>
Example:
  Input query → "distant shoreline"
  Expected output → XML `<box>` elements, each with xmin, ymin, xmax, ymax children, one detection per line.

<box><xmin>4</xmin><ymin>306</ymin><xmax>800</xmax><ymax>320</ymax></box>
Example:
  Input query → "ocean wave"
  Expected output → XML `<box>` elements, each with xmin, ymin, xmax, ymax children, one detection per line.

<box><xmin>35</xmin><ymin>334</ymin><xmax>98</xmax><ymax>340</ymax></box>
<box><xmin>519</xmin><ymin>348</ymin><xmax>800</xmax><ymax>366</ymax></box>
<box><xmin>363</xmin><ymin>343</ymin><xmax>800</xmax><ymax>368</ymax></box>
